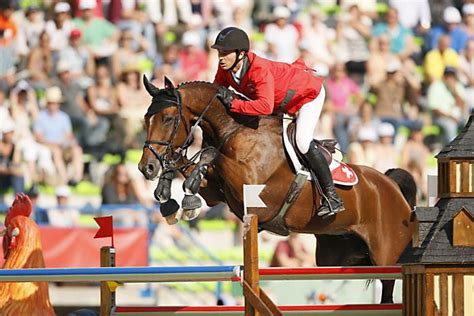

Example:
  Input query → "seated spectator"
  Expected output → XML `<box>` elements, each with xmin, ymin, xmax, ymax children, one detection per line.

<box><xmin>33</xmin><ymin>86</ymin><xmax>84</xmax><ymax>185</ymax></box>
<box><xmin>400</xmin><ymin>122</ymin><xmax>430</xmax><ymax>201</ymax></box>
<box><xmin>26</xmin><ymin>31</ymin><xmax>54</xmax><ymax>88</ymax></box>
<box><xmin>153</xmin><ymin>43</ymin><xmax>185</xmax><ymax>83</ymax></box>
<box><xmin>373</xmin><ymin>123</ymin><xmax>398</xmax><ymax>173</ymax></box>
<box><xmin>112</xmin><ymin>28</ymin><xmax>149</xmax><ymax>80</ymax></box>
<box><xmin>47</xmin><ymin>186</ymin><xmax>81</xmax><ymax>227</ymax></box>
<box><xmin>73</xmin><ymin>0</ymin><xmax>119</xmax><ymax>58</ymax></box>
<box><xmin>459</xmin><ymin>39</ymin><xmax>474</xmax><ymax>112</ymax></box>
<box><xmin>116</xmin><ymin>64</ymin><xmax>150</xmax><ymax>148</ymax></box>
<box><xmin>332</xmin><ymin>5</ymin><xmax>371</xmax><ymax>81</ymax></box>
<box><xmin>301</xmin><ymin>8</ymin><xmax>336</xmax><ymax>72</ymax></box>
<box><xmin>347</xmin><ymin>126</ymin><xmax>378</xmax><ymax>168</ymax></box>
<box><xmin>0</xmin><ymin>120</ymin><xmax>25</xmax><ymax>195</ymax></box>
<box><xmin>463</xmin><ymin>4</ymin><xmax>474</xmax><ymax>39</ymax></box>
<box><xmin>372</xmin><ymin>7</ymin><xmax>415</xmax><ymax>60</ymax></box>
<box><xmin>326</xmin><ymin>63</ymin><xmax>362</xmax><ymax>152</ymax></box>
<box><xmin>269</xmin><ymin>233</ymin><xmax>314</xmax><ymax>267</ymax></box>
<box><xmin>347</xmin><ymin>100</ymin><xmax>381</xmax><ymax>144</ymax></box>
<box><xmin>427</xmin><ymin>67</ymin><xmax>466</xmax><ymax>145</ymax></box>
<box><xmin>58</xmin><ymin>28</ymin><xmax>95</xmax><ymax>85</ymax></box>
<box><xmin>45</xmin><ymin>2</ymin><xmax>74</xmax><ymax>52</ymax></box>
<box><xmin>366</xmin><ymin>34</ymin><xmax>399</xmax><ymax>86</ymax></box>
<box><xmin>429</xmin><ymin>7</ymin><xmax>468</xmax><ymax>53</ymax></box>
<box><xmin>9</xmin><ymin>80</ymin><xmax>55</xmax><ymax>184</ymax></box>
<box><xmin>178</xmin><ymin>31</ymin><xmax>208</xmax><ymax>81</ymax></box>
<box><xmin>370</xmin><ymin>59</ymin><xmax>419</xmax><ymax>134</ymax></box>
<box><xmin>264</xmin><ymin>6</ymin><xmax>300</xmax><ymax>63</ymax></box>
<box><xmin>424</xmin><ymin>34</ymin><xmax>460</xmax><ymax>83</ymax></box>
<box><xmin>101</xmin><ymin>163</ymin><xmax>149</xmax><ymax>227</ymax></box>
<box><xmin>16</xmin><ymin>5</ymin><xmax>45</xmax><ymax>56</ymax></box>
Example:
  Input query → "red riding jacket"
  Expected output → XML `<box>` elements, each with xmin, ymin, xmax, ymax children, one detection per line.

<box><xmin>213</xmin><ymin>52</ymin><xmax>324</xmax><ymax>116</ymax></box>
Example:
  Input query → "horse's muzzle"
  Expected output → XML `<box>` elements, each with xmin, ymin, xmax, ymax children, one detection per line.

<box><xmin>139</xmin><ymin>159</ymin><xmax>161</xmax><ymax>180</ymax></box>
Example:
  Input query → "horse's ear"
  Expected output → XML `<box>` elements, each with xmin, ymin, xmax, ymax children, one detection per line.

<box><xmin>164</xmin><ymin>76</ymin><xmax>175</xmax><ymax>89</ymax></box>
<box><xmin>143</xmin><ymin>75</ymin><xmax>160</xmax><ymax>97</ymax></box>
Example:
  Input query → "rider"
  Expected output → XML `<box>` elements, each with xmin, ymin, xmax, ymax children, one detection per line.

<box><xmin>211</xmin><ymin>27</ymin><xmax>344</xmax><ymax>217</ymax></box>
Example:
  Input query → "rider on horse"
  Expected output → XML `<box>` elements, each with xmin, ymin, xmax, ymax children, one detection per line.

<box><xmin>211</xmin><ymin>26</ymin><xmax>344</xmax><ymax>217</ymax></box>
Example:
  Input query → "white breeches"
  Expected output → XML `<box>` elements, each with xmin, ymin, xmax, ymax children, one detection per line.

<box><xmin>295</xmin><ymin>86</ymin><xmax>325</xmax><ymax>154</ymax></box>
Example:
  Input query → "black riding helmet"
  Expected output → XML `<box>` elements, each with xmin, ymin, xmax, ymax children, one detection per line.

<box><xmin>211</xmin><ymin>27</ymin><xmax>250</xmax><ymax>52</ymax></box>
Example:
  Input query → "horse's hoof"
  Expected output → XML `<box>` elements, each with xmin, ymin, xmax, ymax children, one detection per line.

<box><xmin>182</xmin><ymin>195</ymin><xmax>202</xmax><ymax>210</ymax></box>
<box><xmin>160</xmin><ymin>199</ymin><xmax>180</xmax><ymax>217</ymax></box>
<box><xmin>183</xmin><ymin>209</ymin><xmax>200</xmax><ymax>221</ymax></box>
<box><xmin>165</xmin><ymin>209</ymin><xmax>183</xmax><ymax>225</ymax></box>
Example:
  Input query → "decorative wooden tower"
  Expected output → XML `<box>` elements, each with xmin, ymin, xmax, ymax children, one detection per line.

<box><xmin>402</xmin><ymin>114</ymin><xmax>474</xmax><ymax>316</ymax></box>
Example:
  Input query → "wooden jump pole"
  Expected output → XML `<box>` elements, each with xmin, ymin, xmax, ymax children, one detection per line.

<box><xmin>242</xmin><ymin>214</ymin><xmax>282</xmax><ymax>316</ymax></box>
<box><xmin>100</xmin><ymin>246</ymin><xmax>116</xmax><ymax>316</ymax></box>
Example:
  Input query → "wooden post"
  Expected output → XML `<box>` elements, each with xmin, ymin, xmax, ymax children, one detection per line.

<box><xmin>100</xmin><ymin>246</ymin><xmax>116</xmax><ymax>316</ymax></box>
<box><xmin>452</xmin><ymin>273</ymin><xmax>464</xmax><ymax>316</ymax></box>
<box><xmin>425</xmin><ymin>273</ymin><xmax>435</xmax><ymax>316</ymax></box>
<box><xmin>242</xmin><ymin>214</ymin><xmax>281</xmax><ymax>316</ymax></box>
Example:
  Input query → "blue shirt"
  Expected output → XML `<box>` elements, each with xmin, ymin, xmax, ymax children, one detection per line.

<box><xmin>33</xmin><ymin>110</ymin><xmax>72</xmax><ymax>145</ymax></box>
<box><xmin>372</xmin><ymin>23</ymin><xmax>413</xmax><ymax>54</ymax></box>
<box><xmin>429</xmin><ymin>26</ymin><xmax>469</xmax><ymax>53</ymax></box>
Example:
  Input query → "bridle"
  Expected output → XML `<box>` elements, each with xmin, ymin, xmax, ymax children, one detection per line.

<box><xmin>143</xmin><ymin>86</ymin><xmax>218</xmax><ymax>171</ymax></box>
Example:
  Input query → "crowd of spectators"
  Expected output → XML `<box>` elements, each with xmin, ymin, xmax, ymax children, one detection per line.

<box><xmin>0</xmin><ymin>0</ymin><xmax>473</xmax><ymax>219</ymax></box>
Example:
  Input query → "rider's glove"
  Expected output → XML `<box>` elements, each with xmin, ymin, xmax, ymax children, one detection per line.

<box><xmin>216</xmin><ymin>86</ymin><xmax>235</xmax><ymax>111</ymax></box>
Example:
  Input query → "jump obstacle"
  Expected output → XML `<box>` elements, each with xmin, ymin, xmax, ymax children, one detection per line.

<box><xmin>0</xmin><ymin>214</ymin><xmax>407</xmax><ymax>316</ymax></box>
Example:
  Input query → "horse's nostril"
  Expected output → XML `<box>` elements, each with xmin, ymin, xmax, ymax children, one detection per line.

<box><xmin>147</xmin><ymin>164</ymin><xmax>155</xmax><ymax>173</ymax></box>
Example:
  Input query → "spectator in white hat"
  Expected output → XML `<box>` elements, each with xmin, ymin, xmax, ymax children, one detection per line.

<box><xmin>45</xmin><ymin>2</ymin><xmax>74</xmax><ymax>51</ymax></box>
<box><xmin>429</xmin><ymin>6</ymin><xmax>469</xmax><ymax>53</ymax></box>
<box><xmin>462</xmin><ymin>3</ymin><xmax>474</xmax><ymax>38</ymax></box>
<box><xmin>47</xmin><ymin>185</ymin><xmax>81</xmax><ymax>227</ymax></box>
<box><xmin>33</xmin><ymin>87</ymin><xmax>84</xmax><ymax>186</ymax></box>
<box><xmin>178</xmin><ymin>31</ymin><xmax>208</xmax><ymax>81</ymax></box>
<box><xmin>374</xmin><ymin>122</ymin><xmax>398</xmax><ymax>173</ymax></box>
<box><xmin>264</xmin><ymin>6</ymin><xmax>300</xmax><ymax>62</ymax></box>
<box><xmin>347</xmin><ymin>126</ymin><xmax>378</xmax><ymax>168</ymax></box>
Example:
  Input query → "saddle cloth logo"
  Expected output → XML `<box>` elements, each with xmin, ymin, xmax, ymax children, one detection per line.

<box><xmin>282</xmin><ymin>116</ymin><xmax>358</xmax><ymax>186</ymax></box>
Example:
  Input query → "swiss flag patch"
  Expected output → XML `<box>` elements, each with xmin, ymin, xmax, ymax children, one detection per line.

<box><xmin>330</xmin><ymin>161</ymin><xmax>358</xmax><ymax>186</ymax></box>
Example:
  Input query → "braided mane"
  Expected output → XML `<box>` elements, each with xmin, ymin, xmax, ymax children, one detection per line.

<box><xmin>177</xmin><ymin>81</ymin><xmax>219</xmax><ymax>90</ymax></box>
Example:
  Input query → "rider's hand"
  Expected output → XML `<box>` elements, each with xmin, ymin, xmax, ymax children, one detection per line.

<box><xmin>216</xmin><ymin>86</ymin><xmax>234</xmax><ymax>111</ymax></box>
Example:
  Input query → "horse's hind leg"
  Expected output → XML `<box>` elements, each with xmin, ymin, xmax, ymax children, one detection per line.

<box><xmin>381</xmin><ymin>280</ymin><xmax>395</xmax><ymax>304</ymax></box>
<box><xmin>316</xmin><ymin>234</ymin><xmax>396</xmax><ymax>304</ymax></box>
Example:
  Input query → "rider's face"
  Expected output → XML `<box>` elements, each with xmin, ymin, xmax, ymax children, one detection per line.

<box><xmin>217</xmin><ymin>50</ymin><xmax>238</xmax><ymax>71</ymax></box>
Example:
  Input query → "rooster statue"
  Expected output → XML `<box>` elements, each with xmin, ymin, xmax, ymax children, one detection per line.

<box><xmin>0</xmin><ymin>193</ymin><xmax>55</xmax><ymax>315</ymax></box>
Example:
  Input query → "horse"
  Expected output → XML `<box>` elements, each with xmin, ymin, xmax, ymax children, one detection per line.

<box><xmin>138</xmin><ymin>77</ymin><xmax>417</xmax><ymax>303</ymax></box>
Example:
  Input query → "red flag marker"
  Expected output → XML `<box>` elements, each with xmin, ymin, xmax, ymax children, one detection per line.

<box><xmin>94</xmin><ymin>216</ymin><xmax>114</xmax><ymax>247</ymax></box>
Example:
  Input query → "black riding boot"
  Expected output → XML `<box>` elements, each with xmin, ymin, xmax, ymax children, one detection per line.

<box><xmin>303</xmin><ymin>143</ymin><xmax>345</xmax><ymax>217</ymax></box>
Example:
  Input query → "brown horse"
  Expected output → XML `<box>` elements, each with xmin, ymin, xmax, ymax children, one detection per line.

<box><xmin>138</xmin><ymin>77</ymin><xmax>417</xmax><ymax>303</ymax></box>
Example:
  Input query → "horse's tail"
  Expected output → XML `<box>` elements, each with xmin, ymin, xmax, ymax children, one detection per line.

<box><xmin>384</xmin><ymin>168</ymin><xmax>417</xmax><ymax>209</ymax></box>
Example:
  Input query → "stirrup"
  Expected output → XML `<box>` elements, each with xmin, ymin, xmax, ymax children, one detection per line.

<box><xmin>317</xmin><ymin>200</ymin><xmax>345</xmax><ymax>218</ymax></box>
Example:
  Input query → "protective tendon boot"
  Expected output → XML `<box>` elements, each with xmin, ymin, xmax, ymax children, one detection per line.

<box><xmin>303</xmin><ymin>143</ymin><xmax>345</xmax><ymax>217</ymax></box>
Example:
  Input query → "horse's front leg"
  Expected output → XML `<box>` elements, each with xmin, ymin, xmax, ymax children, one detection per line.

<box><xmin>154</xmin><ymin>168</ymin><xmax>181</xmax><ymax>225</ymax></box>
<box><xmin>181</xmin><ymin>148</ymin><xmax>218</xmax><ymax>220</ymax></box>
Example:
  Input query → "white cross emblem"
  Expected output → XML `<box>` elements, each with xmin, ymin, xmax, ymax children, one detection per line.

<box><xmin>342</xmin><ymin>166</ymin><xmax>353</xmax><ymax>178</ymax></box>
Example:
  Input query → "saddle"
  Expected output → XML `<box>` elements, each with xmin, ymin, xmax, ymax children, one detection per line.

<box><xmin>284</xmin><ymin>119</ymin><xmax>358</xmax><ymax>186</ymax></box>
<box><xmin>287</xmin><ymin>122</ymin><xmax>336</xmax><ymax>164</ymax></box>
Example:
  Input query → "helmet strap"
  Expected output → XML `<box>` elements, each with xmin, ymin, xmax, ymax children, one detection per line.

<box><xmin>229</xmin><ymin>50</ymin><xmax>245</xmax><ymax>72</ymax></box>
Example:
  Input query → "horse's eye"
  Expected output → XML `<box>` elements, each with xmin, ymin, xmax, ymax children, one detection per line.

<box><xmin>163</xmin><ymin>116</ymin><xmax>174</xmax><ymax>125</ymax></box>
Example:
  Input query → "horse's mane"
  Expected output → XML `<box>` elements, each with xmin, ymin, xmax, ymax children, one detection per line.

<box><xmin>177</xmin><ymin>80</ymin><xmax>219</xmax><ymax>90</ymax></box>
